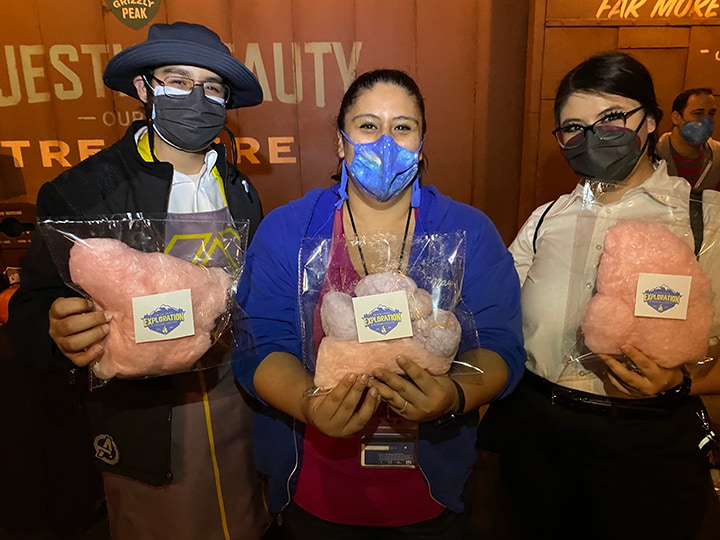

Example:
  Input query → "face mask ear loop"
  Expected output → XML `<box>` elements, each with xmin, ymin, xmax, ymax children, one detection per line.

<box><xmin>335</xmin><ymin>163</ymin><xmax>350</xmax><ymax>210</ymax></box>
<box><xmin>411</xmin><ymin>177</ymin><xmax>422</xmax><ymax>208</ymax></box>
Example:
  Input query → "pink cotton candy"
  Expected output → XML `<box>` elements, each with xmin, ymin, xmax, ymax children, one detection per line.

<box><xmin>68</xmin><ymin>238</ymin><xmax>232</xmax><ymax>380</ymax></box>
<box><xmin>314</xmin><ymin>272</ymin><xmax>460</xmax><ymax>389</ymax></box>
<box><xmin>581</xmin><ymin>220</ymin><xmax>714</xmax><ymax>367</ymax></box>
<box><xmin>314</xmin><ymin>335</ymin><xmax>454</xmax><ymax>389</ymax></box>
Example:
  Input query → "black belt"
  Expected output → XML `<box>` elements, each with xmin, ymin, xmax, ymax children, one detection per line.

<box><xmin>523</xmin><ymin>370</ymin><xmax>685</xmax><ymax>419</ymax></box>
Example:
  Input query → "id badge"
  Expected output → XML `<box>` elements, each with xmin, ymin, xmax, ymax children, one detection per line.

<box><xmin>360</xmin><ymin>417</ymin><xmax>418</xmax><ymax>468</ymax></box>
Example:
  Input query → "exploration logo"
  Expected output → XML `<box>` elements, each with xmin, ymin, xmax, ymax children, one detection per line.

<box><xmin>362</xmin><ymin>304</ymin><xmax>403</xmax><ymax>335</ymax></box>
<box><xmin>643</xmin><ymin>284</ymin><xmax>682</xmax><ymax>313</ymax></box>
<box><xmin>142</xmin><ymin>304</ymin><xmax>186</xmax><ymax>335</ymax></box>
<box><xmin>106</xmin><ymin>0</ymin><xmax>160</xmax><ymax>30</ymax></box>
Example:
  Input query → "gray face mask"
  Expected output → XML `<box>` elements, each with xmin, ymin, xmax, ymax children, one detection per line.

<box><xmin>151</xmin><ymin>86</ymin><xmax>226</xmax><ymax>152</ymax></box>
<box><xmin>561</xmin><ymin>116</ymin><xmax>647</xmax><ymax>184</ymax></box>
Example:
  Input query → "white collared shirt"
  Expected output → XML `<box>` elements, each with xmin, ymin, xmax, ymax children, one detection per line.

<box><xmin>510</xmin><ymin>161</ymin><xmax>720</xmax><ymax>391</ymax></box>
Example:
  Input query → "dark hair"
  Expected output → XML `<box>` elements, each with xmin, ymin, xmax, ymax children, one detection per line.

<box><xmin>672</xmin><ymin>87</ymin><xmax>713</xmax><ymax>115</ymax></box>
<box><xmin>554</xmin><ymin>52</ymin><xmax>663</xmax><ymax>155</ymax></box>
<box><xmin>333</xmin><ymin>69</ymin><xmax>427</xmax><ymax>181</ymax></box>
<box><xmin>337</xmin><ymin>69</ymin><xmax>427</xmax><ymax>135</ymax></box>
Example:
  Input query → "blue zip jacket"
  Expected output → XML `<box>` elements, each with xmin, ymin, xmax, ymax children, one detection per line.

<box><xmin>234</xmin><ymin>184</ymin><xmax>525</xmax><ymax>514</ymax></box>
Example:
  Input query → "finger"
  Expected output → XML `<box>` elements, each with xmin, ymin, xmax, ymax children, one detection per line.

<box><xmin>344</xmin><ymin>387</ymin><xmax>381</xmax><ymax>434</ymax></box>
<box><xmin>395</xmin><ymin>357</ymin><xmax>434</xmax><ymax>391</ymax></box>
<box><xmin>50</xmin><ymin>311</ymin><xmax>112</xmax><ymax>341</ymax></box>
<box><xmin>328</xmin><ymin>374</ymin><xmax>370</xmax><ymax>424</ymax></box>
<box><xmin>371</xmin><ymin>368</ymin><xmax>422</xmax><ymax>405</ymax></box>
<box><xmin>65</xmin><ymin>344</ymin><xmax>105</xmax><ymax>368</ymax></box>
<box><xmin>49</xmin><ymin>297</ymin><xmax>94</xmax><ymax>319</ymax></box>
<box><xmin>619</xmin><ymin>345</ymin><xmax>656</xmax><ymax>371</ymax></box>
<box><xmin>606</xmin><ymin>371</ymin><xmax>635</xmax><ymax>396</ymax></box>
<box><xmin>53</xmin><ymin>324</ymin><xmax>111</xmax><ymax>362</ymax></box>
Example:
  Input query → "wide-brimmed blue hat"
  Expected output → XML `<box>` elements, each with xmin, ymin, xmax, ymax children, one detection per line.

<box><xmin>103</xmin><ymin>22</ymin><xmax>262</xmax><ymax>109</ymax></box>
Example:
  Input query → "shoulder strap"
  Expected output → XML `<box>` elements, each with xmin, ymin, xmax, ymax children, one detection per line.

<box><xmin>533</xmin><ymin>199</ymin><xmax>557</xmax><ymax>254</ymax></box>
<box><xmin>690</xmin><ymin>191</ymin><xmax>704</xmax><ymax>258</ymax></box>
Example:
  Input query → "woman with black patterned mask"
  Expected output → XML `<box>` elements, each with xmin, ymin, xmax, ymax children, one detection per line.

<box><xmin>479</xmin><ymin>52</ymin><xmax>720</xmax><ymax>540</ymax></box>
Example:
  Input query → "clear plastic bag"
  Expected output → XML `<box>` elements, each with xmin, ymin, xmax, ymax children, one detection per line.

<box><xmin>39</xmin><ymin>213</ymin><xmax>249</xmax><ymax>388</ymax></box>
<box><xmin>555</xmin><ymin>181</ymin><xmax>720</xmax><ymax>396</ymax></box>
<box><xmin>298</xmin><ymin>230</ymin><xmax>484</xmax><ymax>393</ymax></box>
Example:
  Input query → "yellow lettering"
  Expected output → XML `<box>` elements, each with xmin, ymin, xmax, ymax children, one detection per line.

<box><xmin>0</xmin><ymin>45</ymin><xmax>22</xmax><ymax>107</ymax></box>
<box><xmin>78</xmin><ymin>139</ymin><xmax>105</xmax><ymax>161</ymax></box>
<box><xmin>39</xmin><ymin>140</ymin><xmax>71</xmax><ymax>167</ymax></box>
<box><xmin>243</xmin><ymin>43</ymin><xmax>271</xmax><ymax>103</ymax></box>
<box><xmin>609</xmin><ymin>0</ymin><xmax>625</xmax><ymax>17</ymax></box>
<box><xmin>651</xmin><ymin>0</ymin><xmax>676</xmax><ymax>17</ymax></box>
<box><xmin>705</xmin><ymin>0</ymin><xmax>720</xmax><ymax>15</ymax></box>
<box><xmin>596</xmin><ymin>0</ymin><xmax>614</xmax><ymax>17</ymax></box>
<box><xmin>333</xmin><ymin>42</ymin><xmax>362</xmax><ymax>90</ymax></box>
<box><xmin>268</xmin><ymin>136</ymin><xmax>297</xmax><ymax>164</ymax></box>
<box><xmin>305</xmin><ymin>42</ymin><xmax>331</xmax><ymax>107</ymax></box>
<box><xmin>20</xmin><ymin>45</ymin><xmax>50</xmax><ymax>104</ymax></box>
<box><xmin>626</xmin><ymin>0</ymin><xmax>647</xmax><ymax>16</ymax></box>
<box><xmin>80</xmin><ymin>45</ymin><xmax>109</xmax><ymax>98</ymax></box>
<box><xmin>1</xmin><ymin>141</ymin><xmax>30</xmax><ymax>167</ymax></box>
<box><xmin>274</xmin><ymin>43</ymin><xmax>303</xmax><ymax>104</ymax></box>
<box><xmin>49</xmin><ymin>45</ymin><xmax>82</xmax><ymax>100</ymax></box>
<box><xmin>236</xmin><ymin>137</ymin><xmax>261</xmax><ymax>164</ymax></box>
<box><xmin>674</xmin><ymin>0</ymin><xmax>692</xmax><ymax>15</ymax></box>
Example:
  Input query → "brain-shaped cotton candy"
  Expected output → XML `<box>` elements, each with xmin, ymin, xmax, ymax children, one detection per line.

<box><xmin>68</xmin><ymin>238</ymin><xmax>232</xmax><ymax>380</ymax></box>
<box><xmin>581</xmin><ymin>220</ymin><xmax>714</xmax><ymax>368</ymax></box>
<box><xmin>314</xmin><ymin>272</ymin><xmax>461</xmax><ymax>388</ymax></box>
<box><xmin>320</xmin><ymin>291</ymin><xmax>358</xmax><ymax>340</ymax></box>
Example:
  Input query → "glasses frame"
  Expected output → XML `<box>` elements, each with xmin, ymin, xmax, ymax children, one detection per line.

<box><xmin>552</xmin><ymin>105</ymin><xmax>645</xmax><ymax>149</ymax></box>
<box><xmin>146</xmin><ymin>73</ymin><xmax>230</xmax><ymax>105</ymax></box>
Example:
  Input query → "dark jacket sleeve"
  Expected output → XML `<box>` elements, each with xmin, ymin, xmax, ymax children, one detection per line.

<box><xmin>8</xmin><ymin>182</ymin><xmax>82</xmax><ymax>372</ymax></box>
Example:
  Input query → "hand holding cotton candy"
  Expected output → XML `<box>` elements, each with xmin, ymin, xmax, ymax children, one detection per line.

<box><xmin>581</xmin><ymin>220</ymin><xmax>714</xmax><ymax>368</ymax></box>
<box><xmin>315</xmin><ymin>272</ymin><xmax>461</xmax><ymax>389</ymax></box>
<box><xmin>68</xmin><ymin>238</ymin><xmax>232</xmax><ymax>380</ymax></box>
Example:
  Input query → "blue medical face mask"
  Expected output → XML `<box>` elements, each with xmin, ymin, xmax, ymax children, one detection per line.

<box><xmin>340</xmin><ymin>132</ymin><xmax>423</xmax><ymax>204</ymax></box>
<box><xmin>679</xmin><ymin>116</ymin><xmax>715</xmax><ymax>146</ymax></box>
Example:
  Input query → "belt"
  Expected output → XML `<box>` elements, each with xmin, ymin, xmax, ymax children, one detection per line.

<box><xmin>523</xmin><ymin>370</ymin><xmax>686</xmax><ymax>419</ymax></box>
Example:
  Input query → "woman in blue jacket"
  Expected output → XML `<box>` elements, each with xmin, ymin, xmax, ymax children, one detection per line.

<box><xmin>235</xmin><ymin>69</ymin><xmax>525</xmax><ymax>539</ymax></box>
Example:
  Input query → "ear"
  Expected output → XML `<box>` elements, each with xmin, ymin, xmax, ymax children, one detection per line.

<box><xmin>336</xmin><ymin>131</ymin><xmax>345</xmax><ymax>159</ymax></box>
<box><xmin>646</xmin><ymin>114</ymin><xmax>656</xmax><ymax>135</ymax></box>
<box><xmin>133</xmin><ymin>75</ymin><xmax>148</xmax><ymax>103</ymax></box>
<box><xmin>670</xmin><ymin>110</ymin><xmax>683</xmax><ymax>127</ymax></box>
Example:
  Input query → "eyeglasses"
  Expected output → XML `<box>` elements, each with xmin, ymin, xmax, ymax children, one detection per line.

<box><xmin>147</xmin><ymin>73</ymin><xmax>230</xmax><ymax>104</ymax></box>
<box><xmin>552</xmin><ymin>106</ymin><xmax>645</xmax><ymax>149</ymax></box>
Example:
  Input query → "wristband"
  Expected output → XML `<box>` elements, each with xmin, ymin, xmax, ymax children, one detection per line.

<box><xmin>661</xmin><ymin>366</ymin><xmax>691</xmax><ymax>397</ymax></box>
<box><xmin>450</xmin><ymin>378</ymin><xmax>465</xmax><ymax>415</ymax></box>
<box><xmin>432</xmin><ymin>378</ymin><xmax>465</xmax><ymax>427</ymax></box>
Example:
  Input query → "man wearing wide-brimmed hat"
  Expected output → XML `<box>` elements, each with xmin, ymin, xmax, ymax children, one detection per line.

<box><xmin>10</xmin><ymin>22</ymin><xmax>269</xmax><ymax>540</ymax></box>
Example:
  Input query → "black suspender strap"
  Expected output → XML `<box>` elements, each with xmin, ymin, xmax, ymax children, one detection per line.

<box><xmin>689</xmin><ymin>191</ymin><xmax>704</xmax><ymax>258</ymax></box>
<box><xmin>533</xmin><ymin>199</ymin><xmax>557</xmax><ymax>254</ymax></box>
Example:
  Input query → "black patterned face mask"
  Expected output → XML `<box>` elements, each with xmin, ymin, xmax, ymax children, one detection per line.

<box><xmin>151</xmin><ymin>86</ymin><xmax>226</xmax><ymax>152</ymax></box>
<box><xmin>561</xmin><ymin>116</ymin><xmax>647</xmax><ymax>184</ymax></box>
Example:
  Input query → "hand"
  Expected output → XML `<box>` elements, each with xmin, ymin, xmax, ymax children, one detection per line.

<box><xmin>48</xmin><ymin>297</ymin><xmax>111</xmax><ymax>367</ymax></box>
<box><xmin>370</xmin><ymin>356</ymin><xmax>458</xmax><ymax>422</ymax></box>
<box><xmin>302</xmin><ymin>373</ymin><xmax>380</xmax><ymax>438</ymax></box>
<box><xmin>599</xmin><ymin>344</ymin><xmax>684</xmax><ymax>397</ymax></box>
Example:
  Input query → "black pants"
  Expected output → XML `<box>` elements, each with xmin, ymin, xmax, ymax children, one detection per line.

<box><xmin>478</xmin><ymin>373</ymin><xmax>720</xmax><ymax>540</ymax></box>
<box><xmin>264</xmin><ymin>501</ymin><xmax>464</xmax><ymax>540</ymax></box>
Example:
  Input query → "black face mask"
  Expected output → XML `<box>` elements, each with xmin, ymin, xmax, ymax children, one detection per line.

<box><xmin>561</xmin><ymin>116</ymin><xmax>648</xmax><ymax>184</ymax></box>
<box><xmin>151</xmin><ymin>86</ymin><xmax>226</xmax><ymax>152</ymax></box>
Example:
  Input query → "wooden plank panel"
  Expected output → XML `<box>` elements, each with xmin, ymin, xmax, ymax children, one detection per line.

<box><xmin>685</xmin><ymin>25</ymin><xmax>720</xmax><ymax>91</ymax></box>
<box><xmin>618</xmin><ymin>25</ymin><xmax>690</xmax><ymax>47</ymax></box>
<box><xmin>540</xmin><ymin>27</ymin><xmax>618</xmax><ymax>99</ymax></box>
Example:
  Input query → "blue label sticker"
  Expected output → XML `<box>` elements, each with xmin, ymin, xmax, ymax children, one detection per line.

<box><xmin>141</xmin><ymin>304</ymin><xmax>186</xmax><ymax>335</ymax></box>
<box><xmin>642</xmin><ymin>285</ymin><xmax>682</xmax><ymax>313</ymax></box>
<box><xmin>362</xmin><ymin>304</ymin><xmax>403</xmax><ymax>335</ymax></box>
